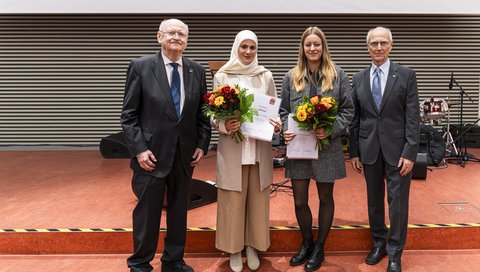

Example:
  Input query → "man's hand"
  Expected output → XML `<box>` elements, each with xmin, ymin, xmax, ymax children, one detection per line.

<box><xmin>398</xmin><ymin>157</ymin><xmax>414</xmax><ymax>176</ymax></box>
<box><xmin>350</xmin><ymin>157</ymin><xmax>363</xmax><ymax>173</ymax></box>
<box><xmin>136</xmin><ymin>150</ymin><xmax>157</xmax><ymax>171</ymax></box>
<box><xmin>191</xmin><ymin>148</ymin><xmax>204</xmax><ymax>167</ymax></box>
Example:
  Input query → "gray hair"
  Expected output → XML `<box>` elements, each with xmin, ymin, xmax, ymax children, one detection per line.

<box><xmin>159</xmin><ymin>18</ymin><xmax>189</xmax><ymax>35</ymax></box>
<box><xmin>366</xmin><ymin>26</ymin><xmax>393</xmax><ymax>44</ymax></box>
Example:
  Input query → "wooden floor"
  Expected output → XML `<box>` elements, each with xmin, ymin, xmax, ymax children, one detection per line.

<box><xmin>1</xmin><ymin>149</ymin><xmax>480</xmax><ymax>271</ymax></box>
<box><xmin>1</xmin><ymin>149</ymin><xmax>480</xmax><ymax>229</ymax></box>
<box><xmin>1</xmin><ymin>250</ymin><xmax>480</xmax><ymax>272</ymax></box>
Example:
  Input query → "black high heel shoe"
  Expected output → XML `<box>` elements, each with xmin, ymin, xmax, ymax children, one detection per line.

<box><xmin>289</xmin><ymin>239</ymin><xmax>314</xmax><ymax>266</ymax></box>
<box><xmin>304</xmin><ymin>245</ymin><xmax>325</xmax><ymax>272</ymax></box>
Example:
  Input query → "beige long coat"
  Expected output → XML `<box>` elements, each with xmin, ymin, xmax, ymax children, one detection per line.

<box><xmin>213</xmin><ymin>70</ymin><xmax>277</xmax><ymax>192</ymax></box>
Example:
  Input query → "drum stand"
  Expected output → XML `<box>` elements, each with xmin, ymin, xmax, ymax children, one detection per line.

<box><xmin>443</xmin><ymin>107</ymin><xmax>458</xmax><ymax>156</ymax></box>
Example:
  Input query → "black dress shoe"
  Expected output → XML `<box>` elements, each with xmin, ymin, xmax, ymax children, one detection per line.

<box><xmin>130</xmin><ymin>267</ymin><xmax>152</xmax><ymax>272</ymax></box>
<box><xmin>365</xmin><ymin>247</ymin><xmax>387</xmax><ymax>265</ymax></box>
<box><xmin>289</xmin><ymin>240</ymin><xmax>314</xmax><ymax>266</ymax></box>
<box><xmin>161</xmin><ymin>261</ymin><xmax>194</xmax><ymax>272</ymax></box>
<box><xmin>387</xmin><ymin>260</ymin><xmax>402</xmax><ymax>272</ymax></box>
<box><xmin>304</xmin><ymin>246</ymin><xmax>325</xmax><ymax>272</ymax></box>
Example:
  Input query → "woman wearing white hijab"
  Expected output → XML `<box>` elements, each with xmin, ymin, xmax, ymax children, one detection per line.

<box><xmin>213</xmin><ymin>30</ymin><xmax>281</xmax><ymax>272</ymax></box>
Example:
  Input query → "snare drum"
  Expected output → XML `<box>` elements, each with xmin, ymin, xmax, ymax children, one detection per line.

<box><xmin>420</xmin><ymin>98</ymin><xmax>449</xmax><ymax>121</ymax></box>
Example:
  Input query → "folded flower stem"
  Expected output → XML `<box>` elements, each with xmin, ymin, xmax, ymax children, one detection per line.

<box><xmin>316</xmin><ymin>138</ymin><xmax>330</xmax><ymax>150</ymax></box>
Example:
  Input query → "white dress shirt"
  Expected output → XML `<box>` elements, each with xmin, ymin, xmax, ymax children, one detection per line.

<box><xmin>370</xmin><ymin>59</ymin><xmax>391</xmax><ymax>96</ymax></box>
<box><xmin>162</xmin><ymin>53</ymin><xmax>186</xmax><ymax>114</ymax></box>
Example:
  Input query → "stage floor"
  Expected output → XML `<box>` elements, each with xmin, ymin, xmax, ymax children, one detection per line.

<box><xmin>1</xmin><ymin>250</ymin><xmax>480</xmax><ymax>272</ymax></box>
<box><xmin>1</xmin><ymin>149</ymin><xmax>480</xmax><ymax>230</ymax></box>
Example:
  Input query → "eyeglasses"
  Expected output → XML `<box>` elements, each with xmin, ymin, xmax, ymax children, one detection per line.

<box><xmin>161</xmin><ymin>31</ymin><xmax>187</xmax><ymax>39</ymax></box>
<box><xmin>368</xmin><ymin>41</ymin><xmax>390</xmax><ymax>48</ymax></box>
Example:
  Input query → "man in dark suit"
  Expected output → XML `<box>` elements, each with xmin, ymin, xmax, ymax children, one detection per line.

<box><xmin>121</xmin><ymin>18</ymin><xmax>211</xmax><ymax>272</ymax></box>
<box><xmin>349</xmin><ymin>26</ymin><xmax>420</xmax><ymax>272</ymax></box>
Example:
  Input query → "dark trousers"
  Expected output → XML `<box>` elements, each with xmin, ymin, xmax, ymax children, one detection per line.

<box><xmin>127</xmin><ymin>146</ymin><xmax>190</xmax><ymax>271</ymax></box>
<box><xmin>363</xmin><ymin>150</ymin><xmax>411</xmax><ymax>261</ymax></box>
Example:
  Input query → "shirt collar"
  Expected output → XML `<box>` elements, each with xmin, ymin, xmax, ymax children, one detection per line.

<box><xmin>161</xmin><ymin>52</ymin><xmax>183</xmax><ymax>67</ymax></box>
<box><xmin>371</xmin><ymin>59</ymin><xmax>390</xmax><ymax>75</ymax></box>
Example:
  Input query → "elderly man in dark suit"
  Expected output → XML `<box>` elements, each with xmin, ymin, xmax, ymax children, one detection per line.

<box><xmin>349</xmin><ymin>26</ymin><xmax>420</xmax><ymax>272</ymax></box>
<box><xmin>121</xmin><ymin>18</ymin><xmax>211</xmax><ymax>272</ymax></box>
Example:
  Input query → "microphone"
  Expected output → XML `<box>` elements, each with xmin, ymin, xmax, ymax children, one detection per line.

<box><xmin>449</xmin><ymin>72</ymin><xmax>454</xmax><ymax>89</ymax></box>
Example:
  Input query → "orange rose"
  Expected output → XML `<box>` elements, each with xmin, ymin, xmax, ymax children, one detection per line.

<box><xmin>321</xmin><ymin>97</ymin><xmax>333</xmax><ymax>109</ymax></box>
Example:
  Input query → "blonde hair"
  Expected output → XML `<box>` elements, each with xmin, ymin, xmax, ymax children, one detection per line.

<box><xmin>292</xmin><ymin>26</ymin><xmax>337</xmax><ymax>92</ymax></box>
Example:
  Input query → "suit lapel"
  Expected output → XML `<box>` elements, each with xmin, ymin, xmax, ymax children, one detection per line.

<box><xmin>380</xmin><ymin>62</ymin><xmax>398</xmax><ymax>112</ymax></box>
<box><xmin>362</xmin><ymin>67</ymin><xmax>379</xmax><ymax>114</ymax></box>
<box><xmin>181</xmin><ymin>57</ymin><xmax>193</xmax><ymax>121</ymax></box>
<box><xmin>151</xmin><ymin>52</ymin><xmax>178</xmax><ymax>119</ymax></box>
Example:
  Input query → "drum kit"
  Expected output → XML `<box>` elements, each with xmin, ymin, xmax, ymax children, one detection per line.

<box><xmin>420</xmin><ymin>97</ymin><xmax>458</xmax><ymax>155</ymax></box>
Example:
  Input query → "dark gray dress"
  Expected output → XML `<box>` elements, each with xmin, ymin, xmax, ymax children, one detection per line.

<box><xmin>279</xmin><ymin>67</ymin><xmax>354</xmax><ymax>182</ymax></box>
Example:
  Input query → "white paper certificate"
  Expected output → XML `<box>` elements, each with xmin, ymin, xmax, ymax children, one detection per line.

<box><xmin>286</xmin><ymin>114</ymin><xmax>318</xmax><ymax>159</ymax></box>
<box><xmin>241</xmin><ymin>92</ymin><xmax>281</xmax><ymax>142</ymax></box>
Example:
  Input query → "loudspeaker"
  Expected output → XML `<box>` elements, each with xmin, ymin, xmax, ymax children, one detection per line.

<box><xmin>450</xmin><ymin>124</ymin><xmax>480</xmax><ymax>148</ymax></box>
<box><xmin>188</xmin><ymin>179</ymin><xmax>217</xmax><ymax>210</ymax></box>
<box><xmin>412</xmin><ymin>153</ymin><xmax>427</xmax><ymax>180</ymax></box>
<box><xmin>99</xmin><ymin>132</ymin><xmax>130</xmax><ymax>158</ymax></box>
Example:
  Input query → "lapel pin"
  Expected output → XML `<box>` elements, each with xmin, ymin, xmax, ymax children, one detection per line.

<box><xmin>189</xmin><ymin>68</ymin><xmax>193</xmax><ymax>73</ymax></box>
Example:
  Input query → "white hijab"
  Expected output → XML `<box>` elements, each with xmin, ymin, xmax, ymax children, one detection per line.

<box><xmin>217</xmin><ymin>30</ymin><xmax>268</xmax><ymax>76</ymax></box>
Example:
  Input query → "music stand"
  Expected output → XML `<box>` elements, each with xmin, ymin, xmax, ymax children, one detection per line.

<box><xmin>208</xmin><ymin>60</ymin><xmax>227</xmax><ymax>78</ymax></box>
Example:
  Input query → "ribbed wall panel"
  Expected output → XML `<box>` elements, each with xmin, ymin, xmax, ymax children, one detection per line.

<box><xmin>0</xmin><ymin>14</ymin><xmax>479</xmax><ymax>146</ymax></box>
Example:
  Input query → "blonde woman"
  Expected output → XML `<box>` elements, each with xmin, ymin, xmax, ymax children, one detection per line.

<box><xmin>279</xmin><ymin>26</ymin><xmax>354</xmax><ymax>271</ymax></box>
<box><xmin>213</xmin><ymin>30</ymin><xmax>281</xmax><ymax>272</ymax></box>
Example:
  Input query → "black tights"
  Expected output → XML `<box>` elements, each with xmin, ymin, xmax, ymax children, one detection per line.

<box><xmin>291</xmin><ymin>179</ymin><xmax>335</xmax><ymax>247</ymax></box>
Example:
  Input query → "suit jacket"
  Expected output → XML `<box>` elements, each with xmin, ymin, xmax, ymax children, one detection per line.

<box><xmin>213</xmin><ymin>71</ymin><xmax>276</xmax><ymax>191</ymax></box>
<box><xmin>349</xmin><ymin>61</ymin><xmax>420</xmax><ymax>166</ymax></box>
<box><xmin>121</xmin><ymin>52</ymin><xmax>211</xmax><ymax>178</ymax></box>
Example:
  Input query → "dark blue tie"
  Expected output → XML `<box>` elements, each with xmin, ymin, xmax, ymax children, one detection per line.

<box><xmin>372</xmin><ymin>67</ymin><xmax>382</xmax><ymax>111</ymax></box>
<box><xmin>170</xmin><ymin>63</ymin><xmax>181</xmax><ymax>117</ymax></box>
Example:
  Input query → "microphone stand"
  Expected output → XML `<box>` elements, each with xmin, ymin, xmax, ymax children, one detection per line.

<box><xmin>450</xmin><ymin>116</ymin><xmax>480</xmax><ymax>164</ymax></box>
<box><xmin>450</xmin><ymin>75</ymin><xmax>474</xmax><ymax>167</ymax></box>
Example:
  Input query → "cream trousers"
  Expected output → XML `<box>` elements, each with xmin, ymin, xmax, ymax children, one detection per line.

<box><xmin>215</xmin><ymin>163</ymin><xmax>270</xmax><ymax>253</ymax></box>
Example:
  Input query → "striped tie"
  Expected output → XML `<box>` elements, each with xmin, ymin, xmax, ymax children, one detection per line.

<box><xmin>372</xmin><ymin>67</ymin><xmax>382</xmax><ymax>111</ymax></box>
<box><xmin>170</xmin><ymin>63</ymin><xmax>181</xmax><ymax>117</ymax></box>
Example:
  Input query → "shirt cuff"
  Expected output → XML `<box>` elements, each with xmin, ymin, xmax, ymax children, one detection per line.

<box><xmin>218</xmin><ymin>119</ymin><xmax>231</xmax><ymax>135</ymax></box>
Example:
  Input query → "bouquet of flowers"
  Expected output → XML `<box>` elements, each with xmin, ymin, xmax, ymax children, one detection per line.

<box><xmin>293</xmin><ymin>95</ymin><xmax>338</xmax><ymax>150</ymax></box>
<box><xmin>203</xmin><ymin>84</ymin><xmax>258</xmax><ymax>143</ymax></box>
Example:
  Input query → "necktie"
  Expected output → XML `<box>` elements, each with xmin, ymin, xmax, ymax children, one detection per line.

<box><xmin>372</xmin><ymin>67</ymin><xmax>382</xmax><ymax>111</ymax></box>
<box><xmin>170</xmin><ymin>63</ymin><xmax>181</xmax><ymax>117</ymax></box>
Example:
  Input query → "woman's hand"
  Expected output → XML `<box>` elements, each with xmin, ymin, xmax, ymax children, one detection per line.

<box><xmin>283</xmin><ymin>130</ymin><xmax>296</xmax><ymax>143</ymax></box>
<box><xmin>225</xmin><ymin>118</ymin><xmax>240</xmax><ymax>133</ymax></box>
<box><xmin>315</xmin><ymin>127</ymin><xmax>328</xmax><ymax>140</ymax></box>
<box><xmin>269</xmin><ymin>118</ymin><xmax>282</xmax><ymax>134</ymax></box>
